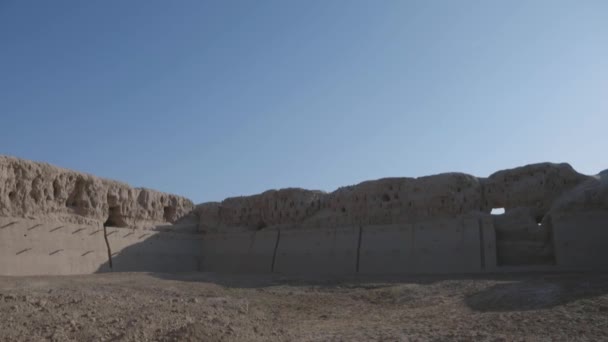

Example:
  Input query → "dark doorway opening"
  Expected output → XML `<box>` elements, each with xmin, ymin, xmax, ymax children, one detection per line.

<box><xmin>163</xmin><ymin>206</ymin><xmax>176</xmax><ymax>222</ymax></box>
<box><xmin>104</xmin><ymin>206</ymin><xmax>128</xmax><ymax>227</ymax></box>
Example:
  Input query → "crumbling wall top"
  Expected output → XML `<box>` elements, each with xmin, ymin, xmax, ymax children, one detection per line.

<box><xmin>0</xmin><ymin>155</ymin><xmax>193</xmax><ymax>228</ymax></box>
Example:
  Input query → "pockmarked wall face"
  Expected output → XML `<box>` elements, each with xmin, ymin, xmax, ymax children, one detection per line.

<box><xmin>1</xmin><ymin>155</ymin><xmax>607</xmax><ymax>277</ymax></box>
<box><xmin>189</xmin><ymin>162</ymin><xmax>592</xmax><ymax>233</ymax></box>
<box><xmin>0</xmin><ymin>156</ymin><xmax>193</xmax><ymax>229</ymax></box>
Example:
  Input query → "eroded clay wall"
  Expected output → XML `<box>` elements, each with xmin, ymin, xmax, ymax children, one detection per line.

<box><xmin>0</xmin><ymin>216</ymin><xmax>202</xmax><ymax>276</ymax></box>
<box><xmin>318</xmin><ymin>174</ymin><xmax>482</xmax><ymax>227</ymax></box>
<box><xmin>198</xmin><ymin>218</ymin><xmax>484</xmax><ymax>276</ymax></box>
<box><xmin>105</xmin><ymin>227</ymin><xmax>202</xmax><ymax>273</ymax></box>
<box><xmin>273</xmin><ymin>226</ymin><xmax>360</xmax><ymax>276</ymax></box>
<box><xmin>200</xmin><ymin>229</ymin><xmax>279</xmax><ymax>274</ymax></box>
<box><xmin>0</xmin><ymin>216</ymin><xmax>109</xmax><ymax>275</ymax></box>
<box><xmin>492</xmin><ymin>208</ymin><xmax>555</xmax><ymax>266</ymax></box>
<box><xmin>188</xmin><ymin>162</ymin><xmax>604</xmax><ymax>275</ymax></box>
<box><xmin>0</xmin><ymin>156</ymin><xmax>193</xmax><ymax>229</ymax></box>
<box><xmin>192</xmin><ymin>163</ymin><xmax>591</xmax><ymax>234</ymax></box>
<box><xmin>548</xmin><ymin>171</ymin><xmax>608</xmax><ymax>270</ymax></box>
<box><xmin>482</xmin><ymin>163</ymin><xmax>588</xmax><ymax>215</ymax></box>
<box><xmin>552</xmin><ymin>211</ymin><xmax>608</xmax><ymax>270</ymax></box>
<box><xmin>358</xmin><ymin>217</ymin><xmax>482</xmax><ymax>275</ymax></box>
<box><xmin>2</xmin><ymin>156</ymin><xmax>607</xmax><ymax>277</ymax></box>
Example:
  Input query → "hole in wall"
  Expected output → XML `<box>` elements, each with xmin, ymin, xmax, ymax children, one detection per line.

<box><xmin>256</xmin><ymin>220</ymin><xmax>267</xmax><ymax>231</ymax></box>
<box><xmin>104</xmin><ymin>206</ymin><xmax>128</xmax><ymax>228</ymax></box>
<box><xmin>381</xmin><ymin>194</ymin><xmax>390</xmax><ymax>202</ymax></box>
<box><xmin>491</xmin><ymin>208</ymin><xmax>505</xmax><ymax>215</ymax></box>
<box><xmin>8</xmin><ymin>191</ymin><xmax>16</xmax><ymax>201</ymax></box>
<box><xmin>163</xmin><ymin>206</ymin><xmax>176</xmax><ymax>222</ymax></box>
<box><xmin>53</xmin><ymin>180</ymin><xmax>60</xmax><ymax>198</ymax></box>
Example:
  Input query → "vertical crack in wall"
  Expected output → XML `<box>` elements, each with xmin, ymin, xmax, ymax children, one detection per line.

<box><xmin>270</xmin><ymin>229</ymin><xmax>281</xmax><ymax>273</ymax></box>
<box><xmin>546</xmin><ymin>214</ymin><xmax>558</xmax><ymax>265</ymax></box>
<box><xmin>355</xmin><ymin>225</ymin><xmax>363</xmax><ymax>273</ymax></box>
<box><xmin>478</xmin><ymin>218</ymin><xmax>486</xmax><ymax>270</ymax></box>
<box><xmin>479</xmin><ymin>179</ymin><xmax>487</xmax><ymax>212</ymax></box>
<box><xmin>102</xmin><ymin>223</ymin><xmax>113</xmax><ymax>270</ymax></box>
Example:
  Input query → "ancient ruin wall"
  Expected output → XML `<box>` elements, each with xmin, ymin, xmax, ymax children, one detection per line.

<box><xmin>481</xmin><ymin>162</ymin><xmax>589</xmax><ymax>218</ymax></box>
<box><xmin>186</xmin><ymin>162</ymin><xmax>605</xmax><ymax>274</ymax></box>
<box><xmin>186</xmin><ymin>188</ymin><xmax>326</xmax><ymax>233</ymax></box>
<box><xmin>0</xmin><ymin>156</ymin><xmax>199</xmax><ymax>276</ymax></box>
<box><xmin>2</xmin><ymin>155</ymin><xmax>607</xmax><ymax>277</ymax></box>
<box><xmin>0</xmin><ymin>216</ymin><xmax>202</xmax><ymax>276</ymax></box>
<box><xmin>191</xmin><ymin>162</ymin><xmax>591</xmax><ymax>233</ymax></box>
<box><xmin>0</xmin><ymin>156</ymin><xmax>193</xmax><ymax>229</ymax></box>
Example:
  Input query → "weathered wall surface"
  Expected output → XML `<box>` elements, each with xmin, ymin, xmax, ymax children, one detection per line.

<box><xmin>2</xmin><ymin>155</ymin><xmax>607</xmax><ymax>277</ymax></box>
<box><xmin>359</xmin><ymin>218</ymin><xmax>482</xmax><ymax>275</ymax></box>
<box><xmin>0</xmin><ymin>156</ymin><xmax>193</xmax><ymax>229</ymax></box>
<box><xmin>552</xmin><ymin>211</ymin><xmax>608</xmax><ymax>270</ymax></box>
<box><xmin>273</xmin><ymin>226</ymin><xmax>359</xmax><ymax>276</ymax></box>
<box><xmin>200</xmin><ymin>229</ymin><xmax>279</xmax><ymax>274</ymax></box>
<box><xmin>358</xmin><ymin>224</ymin><xmax>414</xmax><ymax>274</ymax></box>
<box><xmin>317</xmin><ymin>174</ymin><xmax>483</xmax><ymax>227</ymax></box>
<box><xmin>191</xmin><ymin>162</ymin><xmax>592</xmax><ymax>233</ymax></box>
<box><xmin>104</xmin><ymin>227</ymin><xmax>202</xmax><ymax>273</ymax></box>
<box><xmin>481</xmin><ymin>163</ymin><xmax>589</xmax><ymax>222</ymax></box>
<box><xmin>185</xmin><ymin>162</ymin><xmax>607</xmax><ymax>276</ymax></box>
<box><xmin>186</xmin><ymin>189</ymin><xmax>325</xmax><ymax>233</ymax></box>
<box><xmin>412</xmin><ymin>218</ymin><xmax>482</xmax><ymax>274</ymax></box>
<box><xmin>0</xmin><ymin>156</ymin><xmax>201</xmax><ymax>276</ymax></box>
<box><xmin>492</xmin><ymin>208</ymin><xmax>555</xmax><ymax>266</ymax></box>
<box><xmin>0</xmin><ymin>216</ymin><xmax>202</xmax><ymax>276</ymax></box>
<box><xmin>549</xmin><ymin>170</ymin><xmax>608</xmax><ymax>270</ymax></box>
<box><xmin>0</xmin><ymin>216</ymin><xmax>109</xmax><ymax>275</ymax></box>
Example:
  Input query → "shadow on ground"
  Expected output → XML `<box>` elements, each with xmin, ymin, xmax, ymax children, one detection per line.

<box><xmin>464</xmin><ymin>275</ymin><xmax>608</xmax><ymax>312</ymax></box>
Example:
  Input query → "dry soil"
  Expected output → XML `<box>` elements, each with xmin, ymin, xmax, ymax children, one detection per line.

<box><xmin>1</xmin><ymin>272</ymin><xmax>608</xmax><ymax>341</ymax></box>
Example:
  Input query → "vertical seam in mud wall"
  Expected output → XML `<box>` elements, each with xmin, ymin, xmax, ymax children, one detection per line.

<box><xmin>547</xmin><ymin>215</ymin><xmax>558</xmax><ymax>265</ymax></box>
<box><xmin>270</xmin><ymin>228</ymin><xmax>281</xmax><ymax>273</ymax></box>
<box><xmin>102</xmin><ymin>224</ymin><xmax>113</xmax><ymax>270</ymax></box>
<box><xmin>355</xmin><ymin>225</ymin><xmax>363</xmax><ymax>273</ymax></box>
<box><xmin>478</xmin><ymin>218</ymin><xmax>485</xmax><ymax>270</ymax></box>
<box><xmin>479</xmin><ymin>178</ymin><xmax>486</xmax><ymax>212</ymax></box>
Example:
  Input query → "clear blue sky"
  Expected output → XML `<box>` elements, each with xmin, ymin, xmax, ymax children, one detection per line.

<box><xmin>1</xmin><ymin>1</ymin><xmax>606</xmax><ymax>203</ymax></box>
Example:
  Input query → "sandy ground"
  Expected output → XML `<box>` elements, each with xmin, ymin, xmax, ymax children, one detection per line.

<box><xmin>1</xmin><ymin>272</ymin><xmax>608</xmax><ymax>341</ymax></box>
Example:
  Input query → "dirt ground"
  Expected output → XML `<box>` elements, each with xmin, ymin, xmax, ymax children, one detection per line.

<box><xmin>1</xmin><ymin>272</ymin><xmax>608</xmax><ymax>341</ymax></box>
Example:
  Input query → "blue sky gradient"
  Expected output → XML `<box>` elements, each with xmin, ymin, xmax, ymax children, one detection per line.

<box><xmin>1</xmin><ymin>1</ymin><xmax>607</xmax><ymax>203</ymax></box>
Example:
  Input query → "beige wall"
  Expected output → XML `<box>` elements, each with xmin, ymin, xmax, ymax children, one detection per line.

<box><xmin>0</xmin><ymin>216</ymin><xmax>108</xmax><ymax>275</ymax></box>
<box><xmin>552</xmin><ymin>211</ymin><xmax>608</xmax><ymax>270</ymax></box>
<box><xmin>4</xmin><ymin>210</ymin><xmax>608</xmax><ymax>277</ymax></box>
<box><xmin>0</xmin><ymin>216</ymin><xmax>202</xmax><ymax>276</ymax></box>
